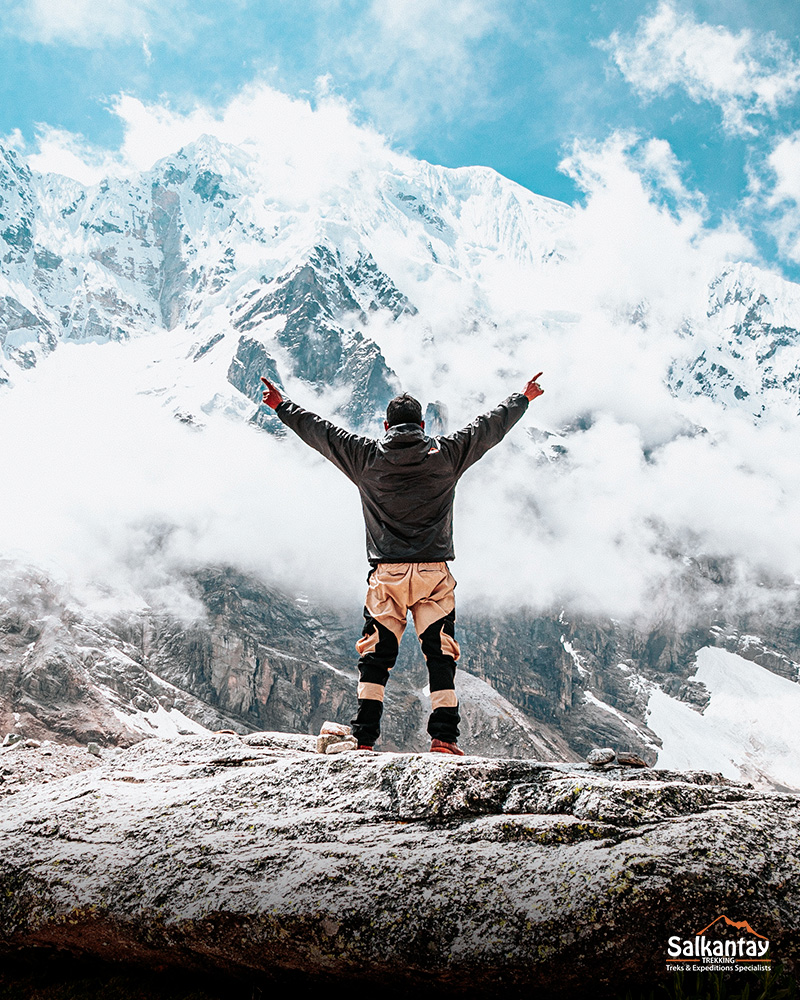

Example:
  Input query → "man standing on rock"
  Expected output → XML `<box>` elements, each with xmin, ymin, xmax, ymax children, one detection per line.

<box><xmin>260</xmin><ymin>374</ymin><xmax>545</xmax><ymax>755</ymax></box>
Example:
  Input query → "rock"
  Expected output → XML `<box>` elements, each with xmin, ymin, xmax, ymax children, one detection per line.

<box><xmin>587</xmin><ymin>747</ymin><xmax>615</xmax><ymax>766</ymax></box>
<box><xmin>0</xmin><ymin>566</ymin><xmax>258</xmax><ymax>749</ymax></box>
<box><xmin>316</xmin><ymin>733</ymin><xmax>337</xmax><ymax>753</ymax></box>
<box><xmin>320</xmin><ymin>721</ymin><xmax>351</xmax><ymax>736</ymax></box>
<box><xmin>0</xmin><ymin>742</ymin><xmax>102</xmax><ymax>799</ymax></box>
<box><xmin>325</xmin><ymin>739</ymin><xmax>356</xmax><ymax>754</ymax></box>
<box><xmin>241</xmin><ymin>732</ymin><xmax>315</xmax><ymax>752</ymax></box>
<box><xmin>1</xmin><ymin>734</ymin><xmax>23</xmax><ymax>748</ymax></box>
<box><xmin>229</xmin><ymin>245</ymin><xmax>403</xmax><ymax>430</ymax></box>
<box><xmin>617</xmin><ymin>751</ymin><xmax>649</xmax><ymax>767</ymax></box>
<box><xmin>0</xmin><ymin>735</ymin><xmax>798</xmax><ymax>997</ymax></box>
<box><xmin>4</xmin><ymin>564</ymin><xmax>800</xmax><ymax>790</ymax></box>
<box><xmin>86</xmin><ymin>743</ymin><xmax>101</xmax><ymax>758</ymax></box>
<box><xmin>316</xmin><ymin>733</ymin><xmax>354</xmax><ymax>754</ymax></box>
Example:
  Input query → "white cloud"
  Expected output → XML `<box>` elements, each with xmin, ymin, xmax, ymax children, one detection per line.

<box><xmin>760</xmin><ymin>131</ymin><xmax>800</xmax><ymax>262</ymax></box>
<box><xmin>605</xmin><ymin>1</ymin><xmax>800</xmax><ymax>135</ymax></box>
<box><xmin>22</xmin><ymin>83</ymin><xmax>403</xmax><ymax>209</ymax></box>
<box><xmin>768</xmin><ymin>133</ymin><xmax>800</xmax><ymax>206</ymax></box>
<box><xmin>7</xmin><ymin>0</ymin><xmax>189</xmax><ymax>47</ymax></box>
<box><xmin>332</xmin><ymin>0</ymin><xmax>509</xmax><ymax>137</ymax></box>
<box><xmin>557</xmin><ymin>131</ymin><xmax>751</xmax><ymax>324</ymax></box>
<box><xmin>26</xmin><ymin>126</ymin><xmax>123</xmax><ymax>185</ymax></box>
<box><xmin>0</xmin><ymin>340</ymin><xmax>367</xmax><ymax>613</ymax></box>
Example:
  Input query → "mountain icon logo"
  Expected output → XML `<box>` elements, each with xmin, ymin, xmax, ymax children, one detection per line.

<box><xmin>695</xmin><ymin>915</ymin><xmax>768</xmax><ymax>940</ymax></box>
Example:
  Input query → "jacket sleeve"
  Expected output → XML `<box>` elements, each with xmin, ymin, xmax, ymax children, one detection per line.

<box><xmin>439</xmin><ymin>392</ymin><xmax>529</xmax><ymax>479</ymax></box>
<box><xmin>274</xmin><ymin>399</ymin><xmax>372</xmax><ymax>483</ymax></box>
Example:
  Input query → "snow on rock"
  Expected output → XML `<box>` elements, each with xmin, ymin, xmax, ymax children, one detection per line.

<box><xmin>111</xmin><ymin>703</ymin><xmax>212</xmax><ymax>740</ymax></box>
<box><xmin>583</xmin><ymin>690</ymin><xmax>660</xmax><ymax>757</ymax></box>
<box><xmin>670</xmin><ymin>262</ymin><xmax>800</xmax><ymax>418</ymax></box>
<box><xmin>1</xmin><ymin>734</ymin><xmax>798</xmax><ymax>995</ymax></box>
<box><xmin>647</xmin><ymin>646</ymin><xmax>800</xmax><ymax>791</ymax></box>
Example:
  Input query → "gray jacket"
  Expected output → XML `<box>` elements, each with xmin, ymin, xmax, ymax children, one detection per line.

<box><xmin>275</xmin><ymin>393</ymin><xmax>529</xmax><ymax>564</ymax></box>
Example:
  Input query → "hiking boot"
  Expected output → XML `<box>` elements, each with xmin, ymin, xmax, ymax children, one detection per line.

<box><xmin>357</xmin><ymin>744</ymin><xmax>375</xmax><ymax>751</ymax></box>
<box><xmin>430</xmin><ymin>739</ymin><xmax>464</xmax><ymax>756</ymax></box>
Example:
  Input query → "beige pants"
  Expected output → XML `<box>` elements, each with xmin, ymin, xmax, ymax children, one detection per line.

<box><xmin>355</xmin><ymin>562</ymin><xmax>460</xmax><ymax>710</ymax></box>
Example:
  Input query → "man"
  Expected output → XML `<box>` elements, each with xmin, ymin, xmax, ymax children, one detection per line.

<box><xmin>261</xmin><ymin>372</ymin><xmax>544</xmax><ymax>755</ymax></box>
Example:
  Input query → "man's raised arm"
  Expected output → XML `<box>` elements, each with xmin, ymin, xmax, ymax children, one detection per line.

<box><xmin>260</xmin><ymin>377</ymin><xmax>371</xmax><ymax>482</ymax></box>
<box><xmin>441</xmin><ymin>372</ymin><xmax>544</xmax><ymax>478</ymax></box>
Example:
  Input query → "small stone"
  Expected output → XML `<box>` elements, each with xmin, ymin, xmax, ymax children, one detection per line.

<box><xmin>2</xmin><ymin>734</ymin><xmax>24</xmax><ymax>748</ymax></box>
<box><xmin>87</xmin><ymin>743</ymin><xmax>102</xmax><ymax>758</ymax></box>
<box><xmin>326</xmin><ymin>740</ymin><xmax>357</xmax><ymax>754</ymax></box>
<box><xmin>320</xmin><ymin>721</ymin><xmax>351</xmax><ymax>737</ymax></box>
<box><xmin>617</xmin><ymin>751</ymin><xmax>648</xmax><ymax>768</ymax></box>
<box><xmin>587</xmin><ymin>748</ymin><xmax>616</xmax><ymax>766</ymax></box>
<box><xmin>316</xmin><ymin>734</ymin><xmax>343</xmax><ymax>754</ymax></box>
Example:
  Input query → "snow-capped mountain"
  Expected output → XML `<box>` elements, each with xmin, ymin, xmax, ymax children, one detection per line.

<box><xmin>2</xmin><ymin>135</ymin><xmax>800</xmax><ymax>788</ymax></box>
<box><xmin>0</xmin><ymin>134</ymin><xmax>569</xmax><ymax>421</ymax></box>
<box><xmin>669</xmin><ymin>262</ymin><xmax>800</xmax><ymax>418</ymax></box>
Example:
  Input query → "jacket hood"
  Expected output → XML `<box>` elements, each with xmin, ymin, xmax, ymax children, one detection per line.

<box><xmin>377</xmin><ymin>423</ymin><xmax>434</xmax><ymax>465</ymax></box>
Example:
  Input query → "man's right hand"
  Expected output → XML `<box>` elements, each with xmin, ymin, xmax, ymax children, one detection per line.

<box><xmin>523</xmin><ymin>372</ymin><xmax>544</xmax><ymax>402</ymax></box>
<box><xmin>260</xmin><ymin>377</ymin><xmax>283</xmax><ymax>409</ymax></box>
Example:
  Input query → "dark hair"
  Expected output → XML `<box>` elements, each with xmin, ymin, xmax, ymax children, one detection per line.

<box><xmin>386</xmin><ymin>393</ymin><xmax>423</xmax><ymax>427</ymax></box>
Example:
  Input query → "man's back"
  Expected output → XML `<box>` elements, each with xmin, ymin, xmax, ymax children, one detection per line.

<box><xmin>274</xmin><ymin>392</ymin><xmax>529</xmax><ymax>564</ymax></box>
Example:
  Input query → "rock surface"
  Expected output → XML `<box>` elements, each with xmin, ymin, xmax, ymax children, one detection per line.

<box><xmin>0</xmin><ymin>738</ymin><xmax>103</xmax><ymax>799</ymax></box>
<box><xmin>0</xmin><ymin>734</ymin><xmax>797</xmax><ymax>997</ymax></box>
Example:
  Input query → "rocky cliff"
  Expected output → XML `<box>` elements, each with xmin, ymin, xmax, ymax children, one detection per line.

<box><xmin>7</xmin><ymin>561</ymin><xmax>800</xmax><ymax>788</ymax></box>
<box><xmin>0</xmin><ymin>564</ymin><xmax>581</xmax><ymax>762</ymax></box>
<box><xmin>0</xmin><ymin>734</ymin><xmax>797</xmax><ymax>998</ymax></box>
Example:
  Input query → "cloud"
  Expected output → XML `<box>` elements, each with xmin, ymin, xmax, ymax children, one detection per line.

<box><xmin>6</xmin><ymin>0</ymin><xmax>192</xmax><ymax>47</ymax></box>
<box><xmin>330</xmin><ymin>0</ymin><xmax>510</xmax><ymax>137</ymax></box>
<box><xmin>604</xmin><ymin>1</ymin><xmax>800</xmax><ymax>135</ymax></box>
<box><xmin>25</xmin><ymin>126</ymin><xmax>124</xmax><ymax>185</ymax></box>
<box><xmin>20</xmin><ymin>83</ymin><xmax>403</xmax><ymax>210</ymax></box>
<box><xmin>0</xmin><ymin>340</ymin><xmax>367</xmax><ymax>614</ymax></box>
<box><xmin>758</xmin><ymin>131</ymin><xmax>800</xmax><ymax>263</ymax></box>
<box><xmin>557</xmin><ymin>131</ymin><xmax>751</xmax><ymax>324</ymax></box>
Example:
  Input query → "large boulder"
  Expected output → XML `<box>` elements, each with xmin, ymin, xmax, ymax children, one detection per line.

<box><xmin>0</xmin><ymin>734</ymin><xmax>797</xmax><ymax>996</ymax></box>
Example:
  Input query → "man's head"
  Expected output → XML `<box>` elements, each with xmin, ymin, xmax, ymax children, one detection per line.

<box><xmin>385</xmin><ymin>393</ymin><xmax>424</xmax><ymax>430</ymax></box>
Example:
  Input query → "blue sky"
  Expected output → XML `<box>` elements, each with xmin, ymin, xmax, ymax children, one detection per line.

<box><xmin>3</xmin><ymin>0</ymin><xmax>800</xmax><ymax>277</ymax></box>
